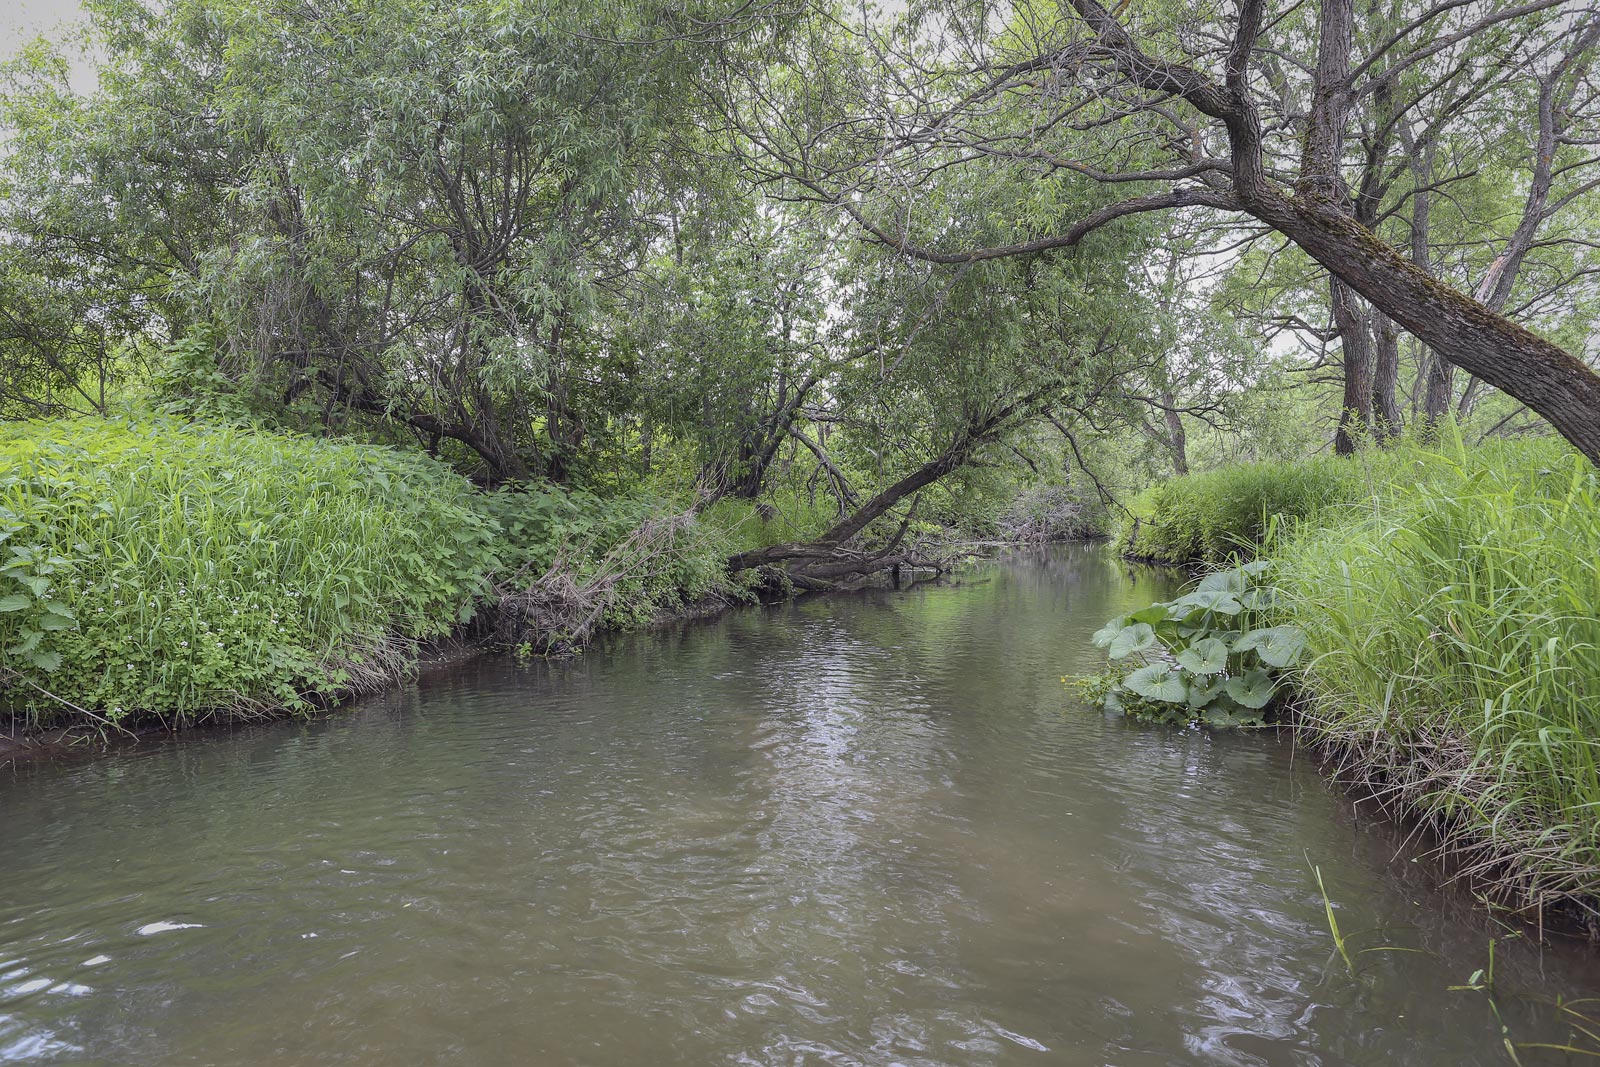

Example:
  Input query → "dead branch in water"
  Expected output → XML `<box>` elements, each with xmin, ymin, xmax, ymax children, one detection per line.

<box><xmin>489</xmin><ymin>505</ymin><xmax>702</xmax><ymax>654</ymax></box>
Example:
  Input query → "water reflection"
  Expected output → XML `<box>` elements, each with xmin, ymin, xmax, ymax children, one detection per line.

<box><xmin>2</xmin><ymin>544</ymin><xmax>1600</xmax><ymax>1065</ymax></box>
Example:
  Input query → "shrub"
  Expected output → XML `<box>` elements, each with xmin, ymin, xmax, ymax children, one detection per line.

<box><xmin>997</xmin><ymin>483</ymin><xmax>1106</xmax><ymax>542</ymax></box>
<box><xmin>482</xmin><ymin>483</ymin><xmax>755</xmax><ymax>637</ymax></box>
<box><xmin>1113</xmin><ymin>435</ymin><xmax>1578</xmax><ymax>566</ymax></box>
<box><xmin>1115</xmin><ymin>456</ymin><xmax>1362</xmax><ymax>564</ymax></box>
<box><xmin>0</xmin><ymin>417</ymin><xmax>498</xmax><ymax>726</ymax></box>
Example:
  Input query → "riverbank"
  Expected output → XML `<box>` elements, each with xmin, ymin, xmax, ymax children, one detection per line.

<box><xmin>0</xmin><ymin>416</ymin><xmax>754</xmax><ymax>748</ymax></box>
<box><xmin>1</xmin><ymin>416</ymin><xmax>1019</xmax><ymax>757</ymax></box>
<box><xmin>1112</xmin><ymin>435</ymin><xmax>1600</xmax><ymax>926</ymax></box>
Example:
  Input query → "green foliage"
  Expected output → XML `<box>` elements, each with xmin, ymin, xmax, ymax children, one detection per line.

<box><xmin>1271</xmin><ymin>439</ymin><xmax>1600</xmax><ymax>907</ymax></box>
<box><xmin>1115</xmin><ymin>456</ymin><xmax>1364</xmax><ymax>564</ymax></box>
<box><xmin>482</xmin><ymin>483</ymin><xmax>754</xmax><ymax>631</ymax></box>
<box><xmin>1082</xmin><ymin>561</ymin><xmax>1304</xmax><ymax>728</ymax></box>
<box><xmin>698</xmin><ymin>490</ymin><xmax>840</xmax><ymax>557</ymax></box>
<box><xmin>1113</xmin><ymin>434</ymin><xmax>1581</xmax><ymax>566</ymax></box>
<box><xmin>0</xmin><ymin>417</ymin><xmax>498</xmax><ymax>725</ymax></box>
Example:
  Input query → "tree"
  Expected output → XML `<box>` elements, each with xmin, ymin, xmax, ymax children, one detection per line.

<box><xmin>728</xmin><ymin>0</ymin><xmax>1600</xmax><ymax>463</ymax></box>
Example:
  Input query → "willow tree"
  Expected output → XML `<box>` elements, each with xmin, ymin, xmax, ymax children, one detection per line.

<box><xmin>724</xmin><ymin>0</ymin><xmax>1600</xmax><ymax>463</ymax></box>
<box><xmin>0</xmin><ymin>0</ymin><xmax>793</xmax><ymax>483</ymax></box>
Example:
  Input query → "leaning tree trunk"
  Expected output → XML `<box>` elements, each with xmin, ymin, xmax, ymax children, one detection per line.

<box><xmin>1222</xmin><ymin>0</ymin><xmax>1600</xmax><ymax>464</ymax></box>
<box><xmin>1242</xmin><ymin>198</ymin><xmax>1600</xmax><ymax>465</ymax></box>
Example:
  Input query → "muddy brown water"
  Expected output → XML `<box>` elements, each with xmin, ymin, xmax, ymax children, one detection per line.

<box><xmin>4</xmin><ymin>544</ymin><xmax>1600</xmax><ymax>1066</ymax></box>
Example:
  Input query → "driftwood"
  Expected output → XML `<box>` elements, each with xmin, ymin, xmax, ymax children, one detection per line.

<box><xmin>490</xmin><ymin>506</ymin><xmax>700</xmax><ymax>654</ymax></box>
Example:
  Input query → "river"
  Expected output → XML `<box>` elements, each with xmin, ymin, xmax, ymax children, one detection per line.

<box><xmin>3</xmin><ymin>544</ymin><xmax>1599</xmax><ymax>1065</ymax></box>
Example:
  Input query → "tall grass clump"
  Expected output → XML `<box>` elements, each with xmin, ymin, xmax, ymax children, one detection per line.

<box><xmin>1272</xmin><ymin>438</ymin><xmax>1600</xmax><ymax>912</ymax></box>
<box><xmin>0</xmin><ymin>417</ymin><xmax>499</xmax><ymax>727</ymax></box>
<box><xmin>1116</xmin><ymin>456</ymin><xmax>1363</xmax><ymax>564</ymax></box>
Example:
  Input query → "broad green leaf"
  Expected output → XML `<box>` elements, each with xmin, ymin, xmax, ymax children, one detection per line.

<box><xmin>1127</xmin><ymin>603</ymin><xmax>1170</xmax><ymax>625</ymax></box>
<box><xmin>1238</xmin><ymin>587</ymin><xmax>1277</xmax><ymax>611</ymax></box>
<box><xmin>1170</xmin><ymin>590</ymin><xmax>1242</xmax><ymax>615</ymax></box>
<box><xmin>1225</xmin><ymin>670</ymin><xmax>1277</xmax><ymax>709</ymax></box>
<box><xmin>0</xmin><ymin>593</ymin><xmax>32</xmax><ymax>612</ymax></box>
<box><xmin>1091</xmin><ymin>617</ymin><xmax>1128</xmax><ymax>648</ymax></box>
<box><xmin>1108</xmin><ymin>622</ymin><xmax>1158</xmax><ymax>660</ymax></box>
<box><xmin>1234</xmin><ymin>625</ymin><xmax>1307</xmax><ymax>668</ymax></box>
<box><xmin>1175</xmin><ymin>637</ymin><xmax>1230</xmax><ymax>675</ymax></box>
<box><xmin>1125</xmin><ymin>664</ymin><xmax>1189</xmax><ymax>703</ymax></box>
<box><xmin>1204</xmin><ymin>704</ymin><xmax>1263</xmax><ymax>728</ymax></box>
<box><xmin>1197</xmin><ymin>567</ymin><xmax>1246</xmax><ymax>594</ymax></box>
<box><xmin>26</xmin><ymin>649</ymin><xmax>62</xmax><ymax>672</ymax></box>
<box><xmin>1186</xmin><ymin>672</ymin><xmax>1226</xmax><ymax>708</ymax></box>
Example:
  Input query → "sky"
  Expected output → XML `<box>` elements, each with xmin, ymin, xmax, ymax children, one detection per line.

<box><xmin>2</xmin><ymin>0</ymin><xmax>94</xmax><ymax>92</ymax></box>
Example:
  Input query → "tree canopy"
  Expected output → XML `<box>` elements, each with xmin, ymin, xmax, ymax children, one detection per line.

<box><xmin>3</xmin><ymin>0</ymin><xmax>1599</xmax><ymax>558</ymax></box>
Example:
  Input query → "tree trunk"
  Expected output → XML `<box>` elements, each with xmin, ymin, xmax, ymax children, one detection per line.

<box><xmin>1249</xmin><ymin>197</ymin><xmax>1600</xmax><ymax>465</ymax></box>
<box><xmin>1372</xmin><ymin>311</ymin><xmax>1402</xmax><ymax>443</ymax></box>
<box><xmin>1161</xmin><ymin>388</ymin><xmax>1189</xmax><ymax>475</ymax></box>
<box><xmin>1330</xmin><ymin>278</ymin><xmax>1373</xmax><ymax>454</ymax></box>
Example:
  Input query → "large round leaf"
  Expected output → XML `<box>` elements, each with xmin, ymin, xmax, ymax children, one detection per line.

<box><xmin>1238</xmin><ymin>587</ymin><xmax>1277</xmax><ymax>611</ymax></box>
<box><xmin>1174</xmin><ymin>637</ymin><xmax>1230</xmax><ymax>676</ymax></box>
<box><xmin>1185</xmin><ymin>672</ymin><xmax>1227</xmax><ymax>708</ymax></box>
<box><xmin>1127</xmin><ymin>603</ymin><xmax>1171</xmax><ymax>625</ymax></box>
<box><xmin>1091</xmin><ymin>617</ymin><xmax>1128</xmax><ymax>648</ymax></box>
<box><xmin>1108</xmin><ymin>622</ymin><xmax>1158</xmax><ymax>660</ymax></box>
<box><xmin>1125</xmin><ymin>664</ymin><xmax>1189</xmax><ymax>703</ymax></box>
<box><xmin>1233</xmin><ymin>625</ymin><xmax>1307</xmax><ymax>668</ymax></box>
<box><xmin>1197</xmin><ymin>567</ymin><xmax>1246</xmax><ymax>594</ymax></box>
<box><xmin>1224</xmin><ymin>669</ymin><xmax>1277</xmax><ymax>709</ymax></box>
<box><xmin>1170</xmin><ymin>589</ymin><xmax>1243</xmax><ymax>616</ymax></box>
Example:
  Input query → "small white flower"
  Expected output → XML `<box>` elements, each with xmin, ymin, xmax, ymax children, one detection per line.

<box><xmin>179</xmin><ymin>641</ymin><xmax>188</xmax><ymax>648</ymax></box>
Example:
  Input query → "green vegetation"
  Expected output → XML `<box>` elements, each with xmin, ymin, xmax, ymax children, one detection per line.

<box><xmin>0</xmin><ymin>417</ymin><xmax>495</xmax><ymax>727</ymax></box>
<box><xmin>1275</xmin><ymin>443</ymin><xmax>1600</xmax><ymax>910</ymax></box>
<box><xmin>1115</xmin><ymin>458</ymin><xmax>1363</xmax><ymax>565</ymax></box>
<box><xmin>1083</xmin><ymin>561</ymin><xmax>1306</xmax><ymax>727</ymax></box>
<box><xmin>0</xmin><ymin>417</ymin><xmax>745</xmax><ymax>731</ymax></box>
<box><xmin>1096</xmin><ymin>436</ymin><xmax>1600</xmax><ymax>913</ymax></box>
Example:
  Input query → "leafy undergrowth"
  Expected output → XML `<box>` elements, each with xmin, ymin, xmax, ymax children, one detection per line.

<box><xmin>1081</xmin><ymin>561</ymin><xmax>1306</xmax><ymax>728</ymax></box>
<box><xmin>0</xmin><ymin>417</ymin><xmax>500</xmax><ymax>729</ymax></box>
<box><xmin>0</xmin><ymin>419</ymin><xmax>770</xmax><ymax>732</ymax></box>
<box><xmin>1113</xmin><ymin>435</ymin><xmax>1575</xmax><ymax>565</ymax></box>
<box><xmin>483</xmin><ymin>485</ymin><xmax>752</xmax><ymax>642</ymax></box>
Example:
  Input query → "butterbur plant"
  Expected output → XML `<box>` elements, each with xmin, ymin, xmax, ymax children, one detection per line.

<box><xmin>1082</xmin><ymin>560</ymin><xmax>1306</xmax><ymax>727</ymax></box>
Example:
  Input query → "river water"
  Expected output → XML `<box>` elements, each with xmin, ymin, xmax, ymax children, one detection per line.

<box><xmin>3</xmin><ymin>544</ymin><xmax>1600</xmax><ymax>1066</ymax></box>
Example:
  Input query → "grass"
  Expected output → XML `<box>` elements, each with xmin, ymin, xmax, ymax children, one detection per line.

<box><xmin>0</xmin><ymin>416</ymin><xmax>760</xmax><ymax>732</ymax></box>
<box><xmin>1126</xmin><ymin>433</ymin><xmax>1600</xmax><ymax>915</ymax></box>
<box><xmin>0</xmin><ymin>417</ymin><xmax>503</xmax><ymax>727</ymax></box>
<box><xmin>1114</xmin><ymin>455</ymin><xmax>1364</xmax><ymax>564</ymax></box>
<box><xmin>1271</xmin><ymin>438</ymin><xmax>1600</xmax><ymax>914</ymax></box>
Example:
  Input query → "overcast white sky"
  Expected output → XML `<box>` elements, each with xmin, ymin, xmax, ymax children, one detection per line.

<box><xmin>2</xmin><ymin>0</ymin><xmax>93</xmax><ymax>91</ymax></box>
